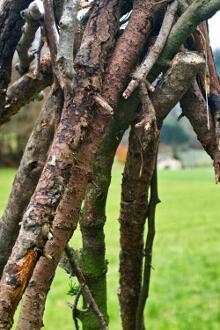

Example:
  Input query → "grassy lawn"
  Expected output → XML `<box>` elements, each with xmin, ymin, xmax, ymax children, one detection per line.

<box><xmin>1</xmin><ymin>165</ymin><xmax>220</xmax><ymax>329</ymax></box>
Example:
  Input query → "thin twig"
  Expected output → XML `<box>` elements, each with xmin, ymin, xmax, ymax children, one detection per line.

<box><xmin>64</xmin><ymin>246</ymin><xmax>109</xmax><ymax>330</ymax></box>
<box><xmin>43</xmin><ymin>0</ymin><xmax>60</xmax><ymax>82</ymax></box>
<box><xmin>136</xmin><ymin>166</ymin><xmax>160</xmax><ymax>330</ymax></box>
<box><xmin>72</xmin><ymin>288</ymin><xmax>81</xmax><ymax>330</ymax></box>
<box><xmin>123</xmin><ymin>0</ymin><xmax>178</xmax><ymax>99</ymax></box>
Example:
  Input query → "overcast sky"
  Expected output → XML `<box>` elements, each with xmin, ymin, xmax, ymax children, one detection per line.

<box><xmin>209</xmin><ymin>12</ymin><xmax>220</xmax><ymax>50</ymax></box>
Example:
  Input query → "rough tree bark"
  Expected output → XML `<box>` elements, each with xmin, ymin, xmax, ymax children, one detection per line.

<box><xmin>12</xmin><ymin>1</ymin><xmax>165</xmax><ymax>328</ymax></box>
<box><xmin>0</xmin><ymin>0</ymin><xmax>219</xmax><ymax>329</ymax></box>
<box><xmin>0</xmin><ymin>87</ymin><xmax>63</xmax><ymax>277</ymax></box>
<box><xmin>0</xmin><ymin>1</ymin><xmax>122</xmax><ymax>327</ymax></box>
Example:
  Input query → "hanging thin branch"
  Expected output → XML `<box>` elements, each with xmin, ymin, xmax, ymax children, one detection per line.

<box><xmin>65</xmin><ymin>246</ymin><xmax>109</xmax><ymax>330</ymax></box>
<box><xmin>136</xmin><ymin>166</ymin><xmax>160</xmax><ymax>330</ymax></box>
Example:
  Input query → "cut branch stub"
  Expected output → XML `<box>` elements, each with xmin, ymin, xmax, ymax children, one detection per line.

<box><xmin>181</xmin><ymin>81</ymin><xmax>220</xmax><ymax>183</ymax></box>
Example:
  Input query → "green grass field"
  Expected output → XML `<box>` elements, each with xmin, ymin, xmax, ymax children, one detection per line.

<box><xmin>1</xmin><ymin>165</ymin><xmax>220</xmax><ymax>330</ymax></box>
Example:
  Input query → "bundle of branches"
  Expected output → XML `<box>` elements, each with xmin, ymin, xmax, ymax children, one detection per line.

<box><xmin>0</xmin><ymin>0</ymin><xmax>220</xmax><ymax>329</ymax></box>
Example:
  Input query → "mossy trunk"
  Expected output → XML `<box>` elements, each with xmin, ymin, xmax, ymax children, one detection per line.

<box><xmin>79</xmin><ymin>95</ymin><xmax>139</xmax><ymax>329</ymax></box>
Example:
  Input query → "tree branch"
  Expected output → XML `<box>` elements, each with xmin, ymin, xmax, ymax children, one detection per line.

<box><xmin>57</xmin><ymin>0</ymin><xmax>79</xmax><ymax>90</ymax></box>
<box><xmin>64</xmin><ymin>246</ymin><xmax>108</xmax><ymax>330</ymax></box>
<box><xmin>0</xmin><ymin>1</ymin><xmax>122</xmax><ymax>326</ymax></box>
<box><xmin>16</xmin><ymin>0</ymin><xmax>44</xmax><ymax>75</ymax></box>
<box><xmin>135</xmin><ymin>166</ymin><xmax>160</xmax><ymax>330</ymax></box>
<box><xmin>0</xmin><ymin>0</ymin><xmax>33</xmax><ymax>105</ymax></box>
<box><xmin>0</xmin><ymin>56</ymin><xmax>52</xmax><ymax>126</ymax></box>
<box><xmin>150</xmin><ymin>0</ymin><xmax>220</xmax><ymax>79</ymax></box>
<box><xmin>118</xmin><ymin>51</ymin><xmax>204</xmax><ymax>330</ymax></box>
<box><xmin>43</xmin><ymin>0</ymin><xmax>60</xmax><ymax>83</ymax></box>
<box><xmin>123</xmin><ymin>0</ymin><xmax>178</xmax><ymax>99</ymax></box>
<box><xmin>180</xmin><ymin>81</ymin><xmax>220</xmax><ymax>183</ymax></box>
<box><xmin>0</xmin><ymin>86</ymin><xmax>63</xmax><ymax>278</ymax></box>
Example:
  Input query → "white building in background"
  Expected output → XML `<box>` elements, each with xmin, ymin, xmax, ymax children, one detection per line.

<box><xmin>158</xmin><ymin>156</ymin><xmax>182</xmax><ymax>170</ymax></box>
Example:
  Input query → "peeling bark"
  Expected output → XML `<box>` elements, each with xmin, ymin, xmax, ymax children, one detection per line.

<box><xmin>0</xmin><ymin>87</ymin><xmax>63</xmax><ymax>278</ymax></box>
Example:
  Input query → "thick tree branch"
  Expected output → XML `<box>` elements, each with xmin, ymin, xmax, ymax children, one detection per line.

<box><xmin>14</xmin><ymin>50</ymin><xmax>204</xmax><ymax>330</ymax></box>
<box><xmin>0</xmin><ymin>0</ymin><xmax>33</xmax><ymax>105</ymax></box>
<box><xmin>119</xmin><ymin>125</ymin><xmax>159</xmax><ymax>330</ymax></box>
<box><xmin>14</xmin><ymin>2</ymin><xmax>166</xmax><ymax>327</ymax></box>
<box><xmin>0</xmin><ymin>1</ymin><xmax>122</xmax><ymax>327</ymax></box>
